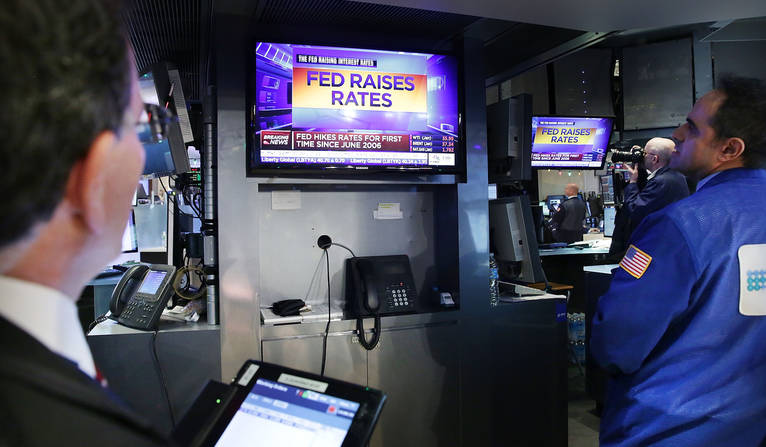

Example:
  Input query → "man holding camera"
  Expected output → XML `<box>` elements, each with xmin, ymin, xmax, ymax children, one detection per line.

<box><xmin>608</xmin><ymin>138</ymin><xmax>689</xmax><ymax>258</ymax></box>
<box><xmin>591</xmin><ymin>76</ymin><xmax>766</xmax><ymax>446</ymax></box>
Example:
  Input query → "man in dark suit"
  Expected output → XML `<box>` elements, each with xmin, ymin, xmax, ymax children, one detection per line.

<box><xmin>608</xmin><ymin>138</ymin><xmax>690</xmax><ymax>258</ymax></box>
<box><xmin>0</xmin><ymin>1</ymin><xmax>168</xmax><ymax>444</ymax></box>
<box><xmin>550</xmin><ymin>183</ymin><xmax>587</xmax><ymax>244</ymax></box>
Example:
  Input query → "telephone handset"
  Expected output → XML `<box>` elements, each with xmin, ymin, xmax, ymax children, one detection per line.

<box><xmin>109</xmin><ymin>264</ymin><xmax>150</xmax><ymax>318</ymax></box>
<box><xmin>109</xmin><ymin>264</ymin><xmax>177</xmax><ymax>331</ymax></box>
<box><xmin>356</xmin><ymin>259</ymin><xmax>380</xmax><ymax>313</ymax></box>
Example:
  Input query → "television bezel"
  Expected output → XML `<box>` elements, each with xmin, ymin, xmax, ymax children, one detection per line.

<box><xmin>246</xmin><ymin>39</ymin><xmax>466</xmax><ymax>179</ymax></box>
<box><xmin>530</xmin><ymin>114</ymin><xmax>615</xmax><ymax>170</ymax></box>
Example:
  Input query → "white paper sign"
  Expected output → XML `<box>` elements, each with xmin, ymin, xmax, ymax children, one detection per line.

<box><xmin>738</xmin><ymin>244</ymin><xmax>766</xmax><ymax>316</ymax></box>
<box><xmin>373</xmin><ymin>202</ymin><xmax>403</xmax><ymax>220</ymax></box>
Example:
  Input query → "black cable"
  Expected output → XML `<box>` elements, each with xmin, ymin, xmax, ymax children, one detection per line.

<box><xmin>320</xmin><ymin>249</ymin><xmax>331</xmax><ymax>377</ymax></box>
<box><xmin>87</xmin><ymin>314</ymin><xmax>108</xmax><ymax>333</ymax></box>
<box><xmin>356</xmin><ymin>316</ymin><xmax>381</xmax><ymax>350</ymax></box>
<box><xmin>151</xmin><ymin>331</ymin><xmax>175</xmax><ymax>428</ymax></box>
<box><xmin>330</xmin><ymin>242</ymin><xmax>356</xmax><ymax>258</ymax></box>
<box><xmin>157</xmin><ymin>178</ymin><xmax>169</xmax><ymax>197</ymax></box>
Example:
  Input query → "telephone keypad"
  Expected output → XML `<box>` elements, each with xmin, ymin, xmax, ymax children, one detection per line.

<box><xmin>385</xmin><ymin>284</ymin><xmax>414</xmax><ymax>310</ymax></box>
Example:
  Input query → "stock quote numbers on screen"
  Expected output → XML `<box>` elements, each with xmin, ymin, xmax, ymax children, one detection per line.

<box><xmin>248</xmin><ymin>42</ymin><xmax>462</xmax><ymax>175</ymax></box>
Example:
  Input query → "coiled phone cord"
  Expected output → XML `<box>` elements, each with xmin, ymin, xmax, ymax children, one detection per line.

<box><xmin>356</xmin><ymin>315</ymin><xmax>381</xmax><ymax>350</ymax></box>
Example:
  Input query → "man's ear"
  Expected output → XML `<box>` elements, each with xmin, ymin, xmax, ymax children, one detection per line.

<box><xmin>719</xmin><ymin>137</ymin><xmax>746</xmax><ymax>163</ymax></box>
<box><xmin>65</xmin><ymin>131</ymin><xmax>117</xmax><ymax>234</ymax></box>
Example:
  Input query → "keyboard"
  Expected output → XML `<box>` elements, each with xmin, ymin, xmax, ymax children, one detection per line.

<box><xmin>538</xmin><ymin>242</ymin><xmax>568</xmax><ymax>250</ymax></box>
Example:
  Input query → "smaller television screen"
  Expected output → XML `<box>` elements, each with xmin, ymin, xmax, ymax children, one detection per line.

<box><xmin>531</xmin><ymin>116</ymin><xmax>613</xmax><ymax>169</ymax></box>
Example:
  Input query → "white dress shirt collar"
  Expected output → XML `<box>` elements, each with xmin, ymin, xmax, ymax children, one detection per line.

<box><xmin>0</xmin><ymin>275</ymin><xmax>96</xmax><ymax>379</ymax></box>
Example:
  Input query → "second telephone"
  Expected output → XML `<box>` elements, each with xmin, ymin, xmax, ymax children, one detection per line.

<box><xmin>109</xmin><ymin>264</ymin><xmax>177</xmax><ymax>331</ymax></box>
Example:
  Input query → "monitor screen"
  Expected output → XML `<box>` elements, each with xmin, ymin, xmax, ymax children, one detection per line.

<box><xmin>531</xmin><ymin>116</ymin><xmax>613</xmax><ymax>169</ymax></box>
<box><xmin>138</xmin><ymin>66</ymin><xmax>191</xmax><ymax>177</ymax></box>
<box><xmin>121</xmin><ymin>211</ymin><xmax>138</xmax><ymax>253</ymax></box>
<box><xmin>489</xmin><ymin>196</ymin><xmax>546</xmax><ymax>283</ymax></box>
<box><xmin>215</xmin><ymin>378</ymin><xmax>360</xmax><ymax>447</ymax></box>
<box><xmin>604</xmin><ymin>206</ymin><xmax>616</xmax><ymax>237</ymax></box>
<box><xmin>539</xmin><ymin>201</ymin><xmax>550</xmax><ymax>217</ymax></box>
<box><xmin>546</xmin><ymin>194</ymin><xmax>565</xmax><ymax>212</ymax></box>
<box><xmin>248</xmin><ymin>42</ymin><xmax>462</xmax><ymax>175</ymax></box>
<box><xmin>137</xmin><ymin>270</ymin><xmax>167</xmax><ymax>295</ymax></box>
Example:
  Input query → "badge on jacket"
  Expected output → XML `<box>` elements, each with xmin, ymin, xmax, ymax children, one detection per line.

<box><xmin>739</xmin><ymin>244</ymin><xmax>766</xmax><ymax>316</ymax></box>
<box><xmin>620</xmin><ymin>244</ymin><xmax>652</xmax><ymax>279</ymax></box>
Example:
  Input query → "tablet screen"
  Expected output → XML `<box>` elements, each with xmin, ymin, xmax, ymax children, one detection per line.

<box><xmin>215</xmin><ymin>378</ymin><xmax>360</xmax><ymax>447</ymax></box>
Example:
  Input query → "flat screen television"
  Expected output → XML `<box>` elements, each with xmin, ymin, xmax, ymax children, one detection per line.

<box><xmin>530</xmin><ymin>116</ymin><xmax>614</xmax><ymax>169</ymax></box>
<box><xmin>247</xmin><ymin>42</ymin><xmax>463</xmax><ymax>176</ymax></box>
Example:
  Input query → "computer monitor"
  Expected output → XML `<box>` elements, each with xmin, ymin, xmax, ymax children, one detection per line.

<box><xmin>121</xmin><ymin>210</ymin><xmax>138</xmax><ymax>253</ymax></box>
<box><xmin>546</xmin><ymin>194</ymin><xmax>565</xmax><ymax>213</ymax></box>
<box><xmin>489</xmin><ymin>195</ymin><xmax>546</xmax><ymax>283</ymax></box>
<box><xmin>603</xmin><ymin>206</ymin><xmax>616</xmax><ymax>237</ymax></box>
<box><xmin>138</xmin><ymin>62</ymin><xmax>192</xmax><ymax>177</ymax></box>
<box><xmin>539</xmin><ymin>201</ymin><xmax>550</xmax><ymax>217</ymax></box>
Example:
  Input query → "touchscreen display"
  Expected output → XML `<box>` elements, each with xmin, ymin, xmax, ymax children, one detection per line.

<box><xmin>137</xmin><ymin>270</ymin><xmax>167</xmax><ymax>296</ymax></box>
<box><xmin>215</xmin><ymin>378</ymin><xmax>360</xmax><ymax>447</ymax></box>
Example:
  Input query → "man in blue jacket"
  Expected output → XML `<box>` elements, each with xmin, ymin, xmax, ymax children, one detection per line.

<box><xmin>591</xmin><ymin>75</ymin><xmax>766</xmax><ymax>446</ymax></box>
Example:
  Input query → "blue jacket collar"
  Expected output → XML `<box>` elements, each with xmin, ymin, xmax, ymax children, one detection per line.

<box><xmin>697</xmin><ymin>168</ymin><xmax>766</xmax><ymax>192</ymax></box>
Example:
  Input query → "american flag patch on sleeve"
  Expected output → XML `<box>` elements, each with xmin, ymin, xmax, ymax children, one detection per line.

<box><xmin>620</xmin><ymin>244</ymin><xmax>653</xmax><ymax>279</ymax></box>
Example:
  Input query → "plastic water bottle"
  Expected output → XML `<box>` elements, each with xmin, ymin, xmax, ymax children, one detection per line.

<box><xmin>489</xmin><ymin>253</ymin><xmax>499</xmax><ymax>307</ymax></box>
<box><xmin>574</xmin><ymin>313</ymin><xmax>586</xmax><ymax>342</ymax></box>
<box><xmin>575</xmin><ymin>340</ymin><xmax>586</xmax><ymax>365</ymax></box>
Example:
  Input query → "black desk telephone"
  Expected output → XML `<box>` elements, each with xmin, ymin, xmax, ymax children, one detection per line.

<box><xmin>345</xmin><ymin>255</ymin><xmax>417</xmax><ymax>318</ymax></box>
<box><xmin>109</xmin><ymin>264</ymin><xmax>177</xmax><ymax>331</ymax></box>
<box><xmin>345</xmin><ymin>255</ymin><xmax>417</xmax><ymax>350</ymax></box>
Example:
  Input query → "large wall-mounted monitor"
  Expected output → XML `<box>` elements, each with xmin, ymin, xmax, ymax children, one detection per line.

<box><xmin>247</xmin><ymin>42</ymin><xmax>463</xmax><ymax>176</ymax></box>
<box><xmin>530</xmin><ymin>116</ymin><xmax>613</xmax><ymax>169</ymax></box>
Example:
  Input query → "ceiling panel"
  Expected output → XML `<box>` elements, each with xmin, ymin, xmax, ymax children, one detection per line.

<box><xmin>122</xmin><ymin>0</ymin><xmax>208</xmax><ymax>101</ymax></box>
<box><xmin>354</xmin><ymin>0</ymin><xmax>766</xmax><ymax>32</ymax></box>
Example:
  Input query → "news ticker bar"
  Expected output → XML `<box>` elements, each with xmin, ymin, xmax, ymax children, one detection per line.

<box><xmin>531</xmin><ymin>160</ymin><xmax>603</xmax><ymax>167</ymax></box>
<box><xmin>261</xmin><ymin>149</ymin><xmax>455</xmax><ymax>166</ymax></box>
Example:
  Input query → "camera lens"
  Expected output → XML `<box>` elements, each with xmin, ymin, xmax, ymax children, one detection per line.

<box><xmin>610</xmin><ymin>148</ymin><xmax>645</xmax><ymax>163</ymax></box>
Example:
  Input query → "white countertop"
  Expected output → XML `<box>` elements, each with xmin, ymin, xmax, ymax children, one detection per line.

<box><xmin>583</xmin><ymin>264</ymin><xmax>619</xmax><ymax>274</ymax></box>
<box><xmin>88</xmin><ymin>318</ymin><xmax>218</xmax><ymax>336</ymax></box>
